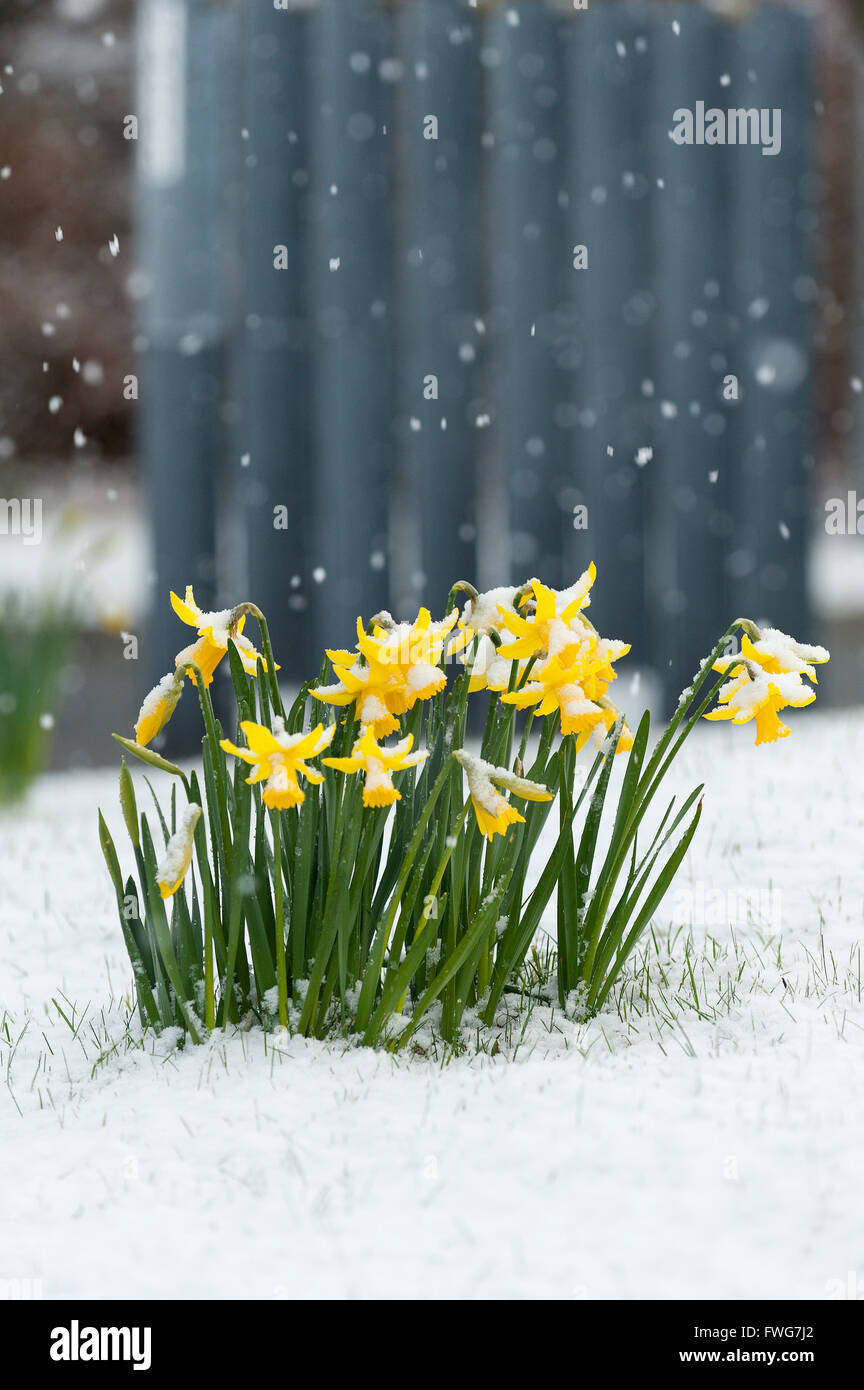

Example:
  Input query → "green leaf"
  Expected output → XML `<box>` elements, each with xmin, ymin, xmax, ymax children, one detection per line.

<box><xmin>111</xmin><ymin>732</ymin><xmax>186</xmax><ymax>781</ymax></box>
<box><xmin>119</xmin><ymin>758</ymin><xmax>139</xmax><ymax>848</ymax></box>
<box><xmin>386</xmin><ymin>868</ymin><xmax>514</xmax><ymax>1051</ymax></box>
<box><xmin>354</xmin><ymin>758</ymin><xmax>455</xmax><ymax>1036</ymax></box>
<box><xmin>590</xmin><ymin>798</ymin><xmax>703</xmax><ymax>1012</ymax></box>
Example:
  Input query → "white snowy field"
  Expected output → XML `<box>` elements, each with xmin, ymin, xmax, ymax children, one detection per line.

<box><xmin>1</xmin><ymin>713</ymin><xmax>862</xmax><ymax>1302</ymax></box>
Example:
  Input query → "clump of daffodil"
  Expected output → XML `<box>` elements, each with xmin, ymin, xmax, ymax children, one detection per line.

<box><xmin>155</xmin><ymin>803</ymin><xmax>202</xmax><ymax>898</ymax></box>
<box><xmin>171</xmin><ymin>586</ymin><xmax>270</xmax><ymax>688</ymax></box>
<box><xmin>104</xmin><ymin>577</ymin><xmax>833</xmax><ymax>1051</ymax></box>
<box><xmin>453</xmin><ymin>749</ymin><xmax>552</xmax><ymax>840</ymax></box>
<box><xmin>220</xmin><ymin>718</ymin><xmax>335</xmax><ymax>808</ymax></box>
<box><xmin>312</xmin><ymin>607</ymin><xmax>467</xmax><ymax>736</ymax></box>
<box><xmin>323</xmin><ymin>726</ymin><xmax>428</xmax><ymax>807</ymax></box>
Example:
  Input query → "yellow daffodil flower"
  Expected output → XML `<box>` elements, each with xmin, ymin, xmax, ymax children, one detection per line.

<box><xmin>312</xmin><ymin>607</ymin><xmax>465</xmax><ymax>735</ymax></box>
<box><xmin>311</xmin><ymin>656</ymin><xmax>411</xmax><ymax>737</ymax></box>
<box><xmin>322</xmin><ymin>726</ymin><xmax>428</xmax><ymax>807</ymax></box>
<box><xmin>501</xmin><ymin>623</ymin><xmax>629</xmax><ymax>739</ymax></box>
<box><xmin>459</xmin><ymin>633</ymin><xmax>525</xmax><ymax>695</ymax></box>
<box><xmin>171</xmin><ymin>586</ymin><xmax>270</xmax><ymax>687</ymax></box>
<box><xmin>496</xmin><ymin>567</ymin><xmax>596</xmax><ymax>665</ymax></box>
<box><xmin>704</xmin><ymin>667</ymin><xmax>816</xmax><ymax>745</ymax></box>
<box><xmin>737</xmin><ymin>629</ymin><xmax>829</xmax><ymax>684</ymax></box>
<box><xmin>156</xmin><ymin>804</ymin><xmax>202</xmax><ymax>899</ymax></box>
<box><xmin>135</xmin><ymin>669</ymin><xmax>184</xmax><ymax>747</ymax></box>
<box><xmin>453</xmin><ymin>749</ymin><xmax>553</xmax><ymax>840</ymax></box>
<box><xmin>220</xmin><ymin>718</ymin><xmax>335</xmax><ymax>809</ymax></box>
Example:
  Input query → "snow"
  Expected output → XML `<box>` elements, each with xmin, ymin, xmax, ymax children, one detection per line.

<box><xmin>460</xmin><ymin>585</ymin><xmax>518</xmax><ymax>634</ymax></box>
<box><xmin>2</xmin><ymin>713</ymin><xmax>863</xmax><ymax>1299</ymax></box>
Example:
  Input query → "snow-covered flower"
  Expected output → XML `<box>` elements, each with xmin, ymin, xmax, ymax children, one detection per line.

<box><xmin>155</xmin><ymin>803</ymin><xmax>202</xmax><ymax>899</ymax></box>
<box><xmin>453</xmin><ymin>749</ymin><xmax>552</xmax><ymax>840</ymax></box>
<box><xmin>501</xmin><ymin>627</ymin><xmax>630</xmax><ymax>747</ymax></box>
<box><xmin>458</xmin><ymin>585</ymin><xmax>519</xmax><ymax>636</ymax></box>
<box><xmin>312</xmin><ymin>608</ymin><xmax>463</xmax><ymax>735</ymax></box>
<box><xmin>220</xmin><ymin>718</ymin><xmax>335</xmax><ymax>809</ymax></box>
<box><xmin>704</xmin><ymin>667</ymin><xmax>815</xmax><ymax>745</ymax></box>
<box><xmin>736</xmin><ymin>628</ymin><xmax>829</xmax><ymax>683</ymax></box>
<box><xmin>503</xmin><ymin>654</ymin><xmax>610</xmax><ymax>742</ymax></box>
<box><xmin>171</xmin><ymin>586</ymin><xmax>270</xmax><ymax>688</ymax></box>
<box><xmin>706</xmin><ymin>624</ymin><xmax>829</xmax><ymax>744</ymax></box>
<box><xmin>496</xmin><ymin>567</ymin><xmax>596</xmax><ymax>665</ymax></box>
<box><xmin>323</xmin><ymin>726</ymin><xmax>428</xmax><ymax>807</ymax></box>
<box><xmin>134</xmin><ymin>669</ymin><xmax>184</xmax><ymax>747</ymax></box>
<box><xmin>461</xmin><ymin>633</ymin><xmax>522</xmax><ymax>694</ymax></box>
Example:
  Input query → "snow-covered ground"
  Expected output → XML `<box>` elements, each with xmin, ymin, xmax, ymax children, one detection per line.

<box><xmin>1</xmin><ymin>713</ymin><xmax>862</xmax><ymax>1301</ymax></box>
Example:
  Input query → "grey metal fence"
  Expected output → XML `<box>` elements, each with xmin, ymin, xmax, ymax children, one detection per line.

<box><xmin>136</xmin><ymin>0</ymin><xmax>817</xmax><ymax>735</ymax></box>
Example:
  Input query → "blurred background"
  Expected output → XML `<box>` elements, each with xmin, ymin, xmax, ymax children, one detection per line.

<box><xmin>1</xmin><ymin>0</ymin><xmax>863</xmax><ymax>780</ymax></box>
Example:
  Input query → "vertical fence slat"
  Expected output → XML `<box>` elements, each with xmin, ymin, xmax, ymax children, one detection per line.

<box><xmin>307</xmin><ymin>0</ymin><xmax>393</xmax><ymax>652</ymax></box>
<box><xmin>565</xmin><ymin>5</ymin><xmax>652</xmax><ymax>652</ymax></box>
<box><xmin>394</xmin><ymin>0</ymin><xmax>482</xmax><ymax>616</ymax></box>
<box><xmin>486</xmin><ymin>1</ymin><xmax>569</xmax><ymax>589</ymax></box>
<box><xmin>649</xmin><ymin>7</ymin><xmax>736</xmax><ymax>701</ymax></box>
<box><xmin>137</xmin><ymin>0</ymin><xmax>241</xmax><ymax>748</ymax></box>
<box><xmin>728</xmin><ymin>8</ymin><xmax>815</xmax><ymax>638</ymax></box>
<box><xmin>240</xmin><ymin>1</ymin><xmax>313</xmax><ymax>676</ymax></box>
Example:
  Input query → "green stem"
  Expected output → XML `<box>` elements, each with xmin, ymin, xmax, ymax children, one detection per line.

<box><xmin>233</xmin><ymin>604</ymin><xmax>284</xmax><ymax>719</ymax></box>
<box><xmin>177</xmin><ymin>660</ymin><xmax>233</xmax><ymax>870</ymax></box>
<box><xmin>272</xmin><ymin>809</ymin><xmax>288</xmax><ymax>1027</ymax></box>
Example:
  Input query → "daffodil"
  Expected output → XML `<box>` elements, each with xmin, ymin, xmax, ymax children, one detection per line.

<box><xmin>220</xmin><ymin>718</ymin><xmax>335</xmax><ymax>809</ymax></box>
<box><xmin>322</xmin><ymin>726</ymin><xmax>428</xmax><ymax>807</ymax></box>
<box><xmin>496</xmin><ymin>567</ymin><xmax>596</xmax><ymax>665</ymax></box>
<box><xmin>453</xmin><ymin>749</ymin><xmax>553</xmax><ymax>839</ymax></box>
<box><xmin>310</xmin><ymin>657</ymin><xmax>411</xmax><ymax>737</ymax></box>
<box><xmin>460</xmin><ymin>633</ymin><xmax>524</xmax><ymax>695</ymax></box>
<box><xmin>135</xmin><ymin>669</ymin><xmax>184</xmax><ymax>747</ymax></box>
<box><xmin>704</xmin><ymin>666</ymin><xmax>816</xmax><ymax>745</ymax></box>
<box><xmin>312</xmin><ymin>608</ymin><xmax>465</xmax><ymax>735</ymax></box>
<box><xmin>458</xmin><ymin>585</ymin><xmax>519</xmax><ymax>637</ymax></box>
<box><xmin>155</xmin><ymin>803</ymin><xmax>202</xmax><ymax>899</ymax></box>
<box><xmin>171</xmin><ymin>586</ymin><xmax>269</xmax><ymax>688</ymax></box>
<box><xmin>736</xmin><ymin>629</ymin><xmax>829</xmax><ymax>683</ymax></box>
<box><xmin>500</xmin><ymin>623</ymin><xmax>630</xmax><ymax>743</ymax></box>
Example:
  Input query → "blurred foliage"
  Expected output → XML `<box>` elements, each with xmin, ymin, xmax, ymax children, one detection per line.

<box><xmin>0</xmin><ymin>590</ymin><xmax>77</xmax><ymax>802</ymax></box>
